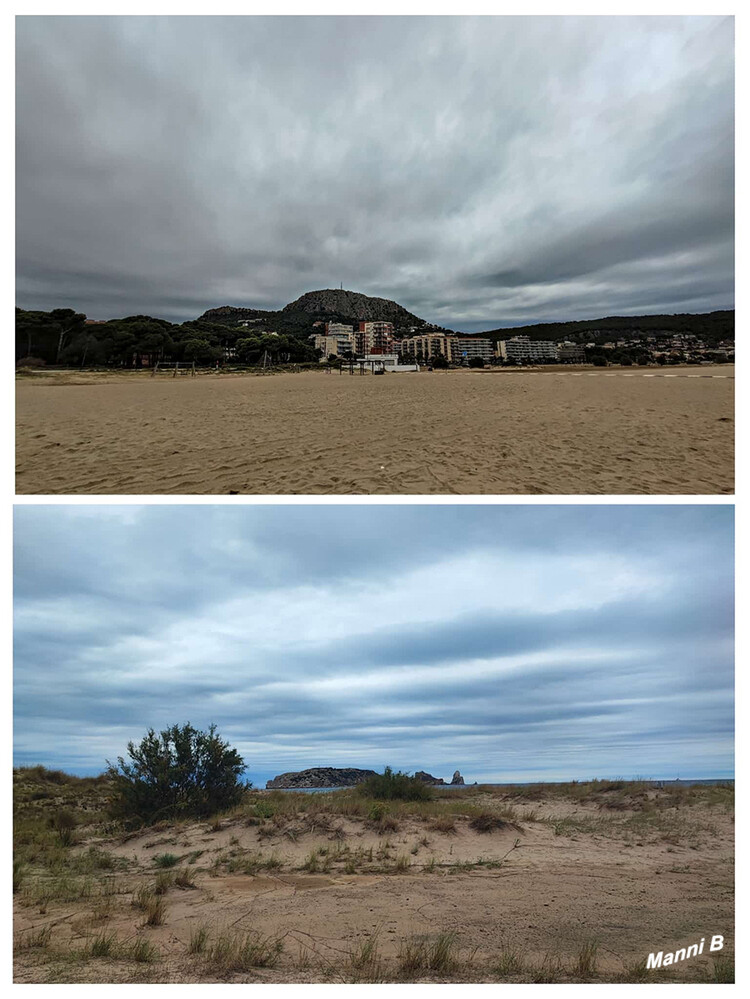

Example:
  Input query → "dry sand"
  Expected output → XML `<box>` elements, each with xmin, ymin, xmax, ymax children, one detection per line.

<box><xmin>14</xmin><ymin>790</ymin><xmax>734</xmax><ymax>983</ymax></box>
<box><xmin>16</xmin><ymin>366</ymin><xmax>734</xmax><ymax>494</ymax></box>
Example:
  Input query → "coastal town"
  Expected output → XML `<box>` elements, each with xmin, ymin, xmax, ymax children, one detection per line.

<box><xmin>310</xmin><ymin>320</ymin><xmax>735</xmax><ymax>369</ymax></box>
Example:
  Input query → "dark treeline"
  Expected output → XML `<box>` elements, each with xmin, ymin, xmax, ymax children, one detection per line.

<box><xmin>479</xmin><ymin>310</ymin><xmax>734</xmax><ymax>345</ymax></box>
<box><xmin>16</xmin><ymin>304</ymin><xmax>735</xmax><ymax>369</ymax></box>
<box><xmin>15</xmin><ymin>307</ymin><xmax>321</xmax><ymax>368</ymax></box>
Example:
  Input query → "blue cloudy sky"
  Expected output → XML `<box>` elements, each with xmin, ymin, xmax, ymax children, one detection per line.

<box><xmin>16</xmin><ymin>15</ymin><xmax>733</xmax><ymax>330</ymax></box>
<box><xmin>14</xmin><ymin>505</ymin><xmax>733</xmax><ymax>784</ymax></box>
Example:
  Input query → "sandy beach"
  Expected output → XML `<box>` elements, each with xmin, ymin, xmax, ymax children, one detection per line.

<box><xmin>16</xmin><ymin>367</ymin><xmax>734</xmax><ymax>494</ymax></box>
<box><xmin>14</xmin><ymin>777</ymin><xmax>733</xmax><ymax>984</ymax></box>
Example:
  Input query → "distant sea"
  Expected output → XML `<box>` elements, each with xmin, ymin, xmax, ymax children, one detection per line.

<box><xmin>266</xmin><ymin>778</ymin><xmax>733</xmax><ymax>794</ymax></box>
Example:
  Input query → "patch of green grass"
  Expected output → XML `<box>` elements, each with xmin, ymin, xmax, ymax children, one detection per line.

<box><xmin>153</xmin><ymin>853</ymin><xmax>179</xmax><ymax>869</ymax></box>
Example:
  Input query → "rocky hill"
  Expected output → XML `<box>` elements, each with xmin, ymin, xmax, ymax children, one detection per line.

<box><xmin>282</xmin><ymin>289</ymin><xmax>425</xmax><ymax>326</ymax></box>
<box><xmin>198</xmin><ymin>289</ymin><xmax>429</xmax><ymax>333</ymax></box>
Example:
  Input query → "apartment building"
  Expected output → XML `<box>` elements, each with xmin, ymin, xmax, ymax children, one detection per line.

<box><xmin>498</xmin><ymin>336</ymin><xmax>558</xmax><ymax>363</ymax></box>
<box><xmin>449</xmin><ymin>337</ymin><xmax>495</xmax><ymax>364</ymax></box>
<box><xmin>312</xmin><ymin>333</ymin><xmax>356</xmax><ymax>358</ymax></box>
<box><xmin>357</xmin><ymin>320</ymin><xmax>395</xmax><ymax>355</ymax></box>
<box><xmin>325</xmin><ymin>322</ymin><xmax>355</xmax><ymax>338</ymax></box>
<box><xmin>398</xmin><ymin>333</ymin><xmax>452</xmax><ymax>361</ymax></box>
<box><xmin>557</xmin><ymin>343</ymin><xmax>586</xmax><ymax>363</ymax></box>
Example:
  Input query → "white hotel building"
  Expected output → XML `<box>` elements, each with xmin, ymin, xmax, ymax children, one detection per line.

<box><xmin>498</xmin><ymin>336</ymin><xmax>559</xmax><ymax>363</ymax></box>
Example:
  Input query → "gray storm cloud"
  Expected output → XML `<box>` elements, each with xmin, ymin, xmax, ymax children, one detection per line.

<box><xmin>13</xmin><ymin>506</ymin><xmax>734</xmax><ymax>782</ymax></box>
<box><xmin>16</xmin><ymin>15</ymin><xmax>733</xmax><ymax>328</ymax></box>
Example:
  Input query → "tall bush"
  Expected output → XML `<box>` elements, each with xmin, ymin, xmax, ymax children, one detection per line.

<box><xmin>106</xmin><ymin>723</ymin><xmax>247</xmax><ymax>823</ymax></box>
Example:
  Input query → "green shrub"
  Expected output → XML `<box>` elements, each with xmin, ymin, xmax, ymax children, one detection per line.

<box><xmin>106</xmin><ymin>723</ymin><xmax>248</xmax><ymax>824</ymax></box>
<box><xmin>358</xmin><ymin>767</ymin><xmax>434</xmax><ymax>802</ymax></box>
<box><xmin>51</xmin><ymin>809</ymin><xmax>77</xmax><ymax>846</ymax></box>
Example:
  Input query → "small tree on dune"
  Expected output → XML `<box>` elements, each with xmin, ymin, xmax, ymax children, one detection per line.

<box><xmin>106</xmin><ymin>723</ymin><xmax>247</xmax><ymax>824</ymax></box>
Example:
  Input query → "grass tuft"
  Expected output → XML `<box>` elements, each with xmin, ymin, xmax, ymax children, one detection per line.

<box><xmin>175</xmin><ymin>867</ymin><xmax>197</xmax><ymax>888</ymax></box>
<box><xmin>153</xmin><ymin>852</ymin><xmax>179</xmax><ymax>868</ymax></box>
<box><xmin>16</xmin><ymin>924</ymin><xmax>52</xmax><ymax>951</ymax></box>
<box><xmin>203</xmin><ymin>930</ymin><xmax>283</xmax><ymax>972</ymax></box>
<box><xmin>154</xmin><ymin>870</ymin><xmax>174</xmax><ymax>894</ymax></box>
<box><xmin>347</xmin><ymin>934</ymin><xmax>384</xmax><ymax>982</ymax></box>
<box><xmin>398</xmin><ymin>932</ymin><xmax>460</xmax><ymax>974</ymax></box>
<box><xmin>574</xmin><ymin>939</ymin><xmax>598</xmax><ymax>976</ymax></box>
<box><xmin>144</xmin><ymin>894</ymin><xmax>166</xmax><ymax>926</ymax></box>
<box><xmin>469</xmin><ymin>812</ymin><xmax>518</xmax><ymax>833</ymax></box>
<box><xmin>495</xmin><ymin>943</ymin><xmax>525</xmax><ymax>976</ymax></box>
<box><xmin>189</xmin><ymin>925</ymin><xmax>209</xmax><ymax>954</ymax></box>
<box><xmin>89</xmin><ymin>930</ymin><xmax>118</xmax><ymax>958</ymax></box>
<box><xmin>129</xmin><ymin>937</ymin><xmax>158</xmax><ymax>963</ymax></box>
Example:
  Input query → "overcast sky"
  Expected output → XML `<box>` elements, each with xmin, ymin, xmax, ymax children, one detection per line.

<box><xmin>16</xmin><ymin>15</ymin><xmax>733</xmax><ymax>331</ymax></box>
<box><xmin>14</xmin><ymin>505</ymin><xmax>733</xmax><ymax>783</ymax></box>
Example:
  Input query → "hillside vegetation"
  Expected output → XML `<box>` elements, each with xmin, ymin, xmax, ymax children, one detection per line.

<box><xmin>482</xmin><ymin>309</ymin><xmax>734</xmax><ymax>345</ymax></box>
<box><xmin>15</xmin><ymin>293</ymin><xmax>734</xmax><ymax>369</ymax></box>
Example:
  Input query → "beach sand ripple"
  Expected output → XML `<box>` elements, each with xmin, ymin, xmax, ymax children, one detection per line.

<box><xmin>15</xmin><ymin>368</ymin><xmax>734</xmax><ymax>495</ymax></box>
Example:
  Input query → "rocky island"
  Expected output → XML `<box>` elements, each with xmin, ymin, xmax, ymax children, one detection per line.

<box><xmin>265</xmin><ymin>767</ymin><xmax>466</xmax><ymax>789</ymax></box>
<box><xmin>265</xmin><ymin>767</ymin><xmax>378</xmax><ymax>789</ymax></box>
<box><xmin>414</xmin><ymin>770</ymin><xmax>466</xmax><ymax>785</ymax></box>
